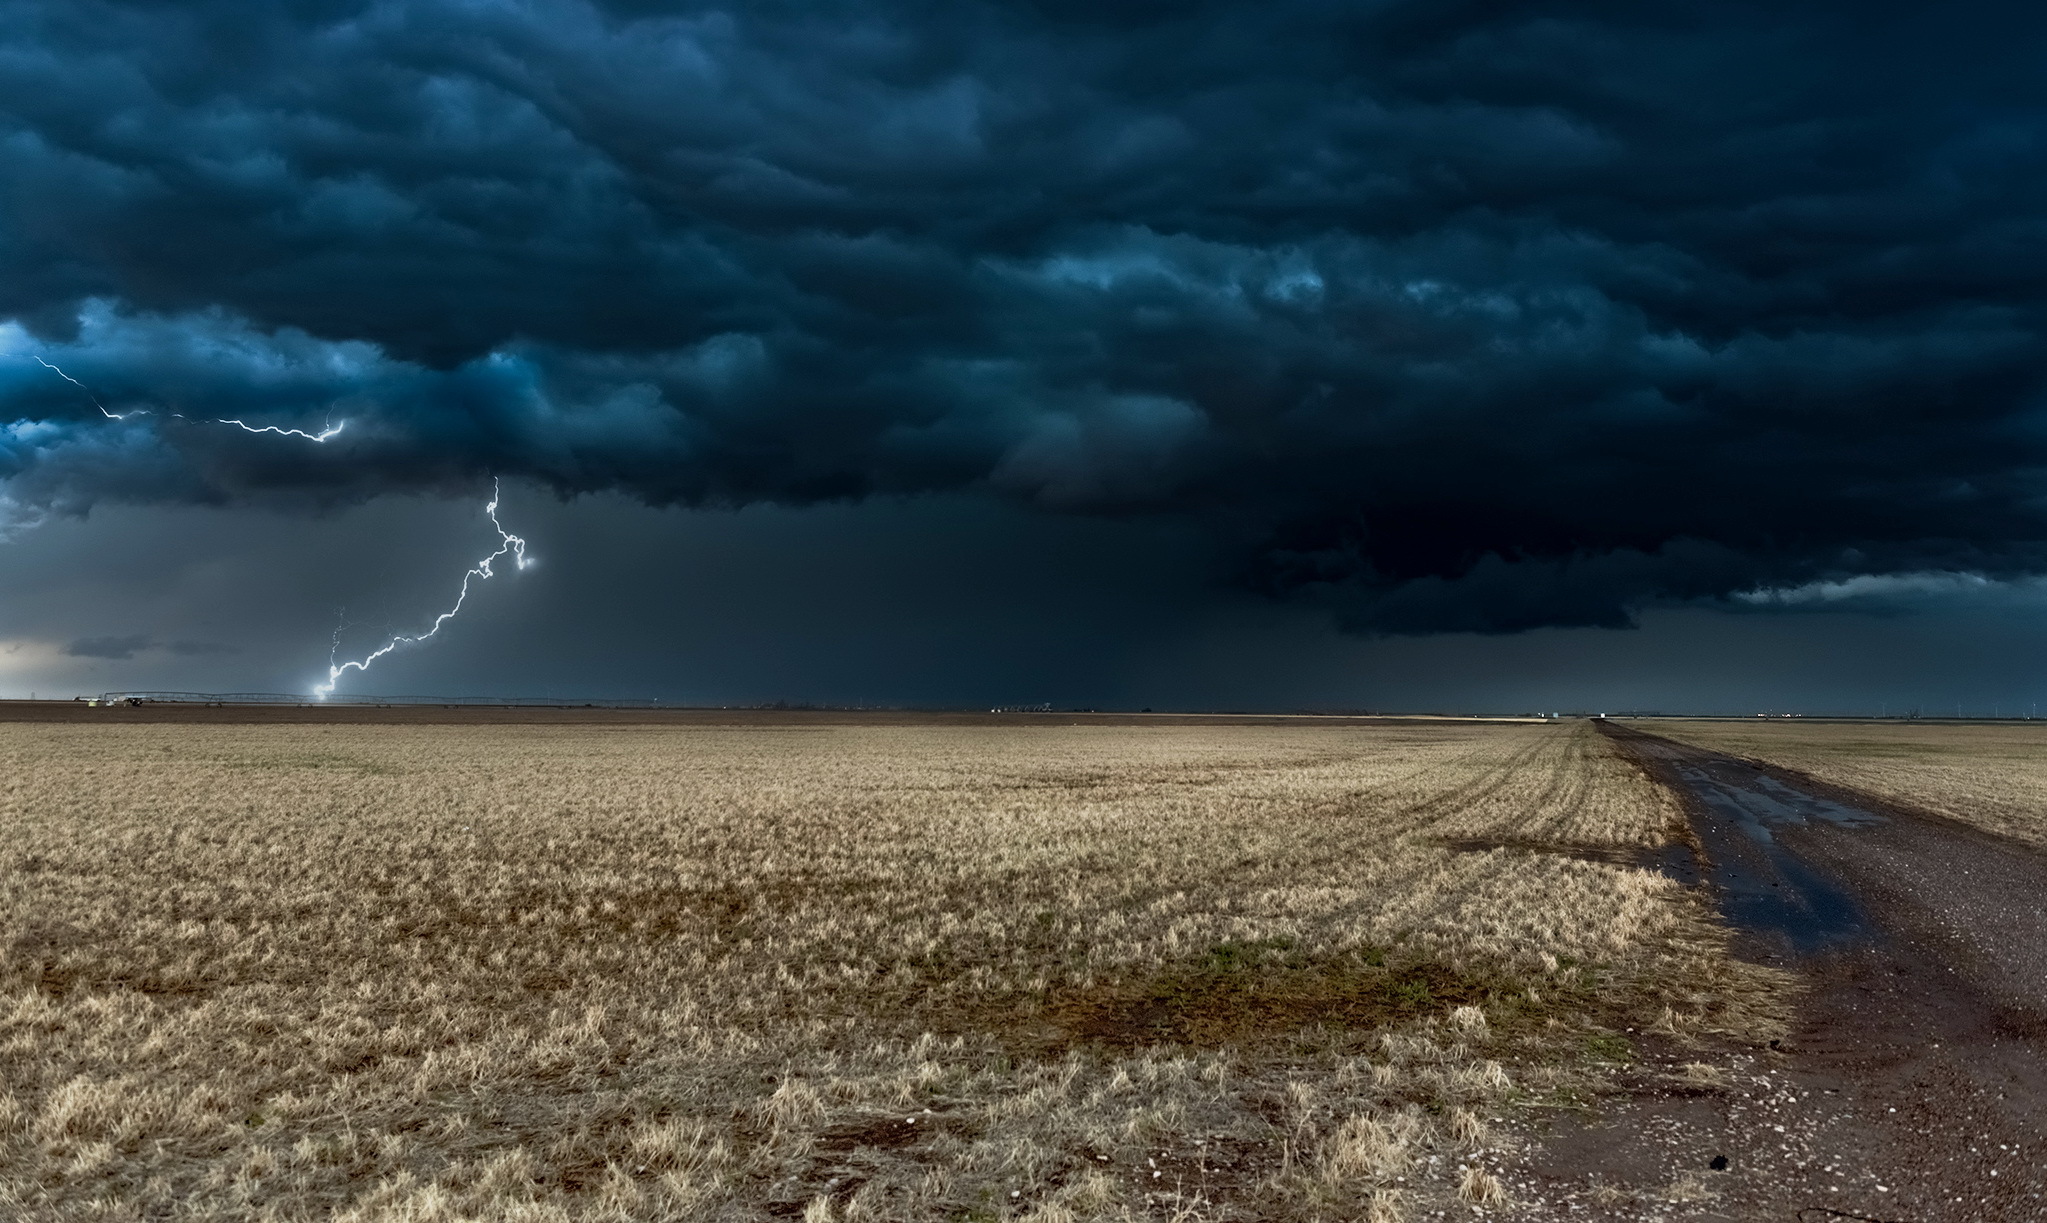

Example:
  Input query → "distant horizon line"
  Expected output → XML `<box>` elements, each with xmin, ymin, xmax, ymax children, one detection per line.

<box><xmin>0</xmin><ymin>692</ymin><xmax>2041</xmax><ymax>721</ymax></box>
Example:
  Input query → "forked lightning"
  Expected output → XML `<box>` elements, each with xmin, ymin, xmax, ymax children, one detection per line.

<box><xmin>313</xmin><ymin>480</ymin><xmax>531</xmax><ymax>698</ymax></box>
<box><xmin>23</xmin><ymin>354</ymin><xmax>527</xmax><ymax>696</ymax></box>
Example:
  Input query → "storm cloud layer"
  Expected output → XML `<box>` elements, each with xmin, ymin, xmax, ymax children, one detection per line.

<box><xmin>5</xmin><ymin>0</ymin><xmax>2047</xmax><ymax>632</ymax></box>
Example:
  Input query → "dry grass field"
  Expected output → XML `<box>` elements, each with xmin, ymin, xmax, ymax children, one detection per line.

<box><xmin>0</xmin><ymin>718</ymin><xmax>1774</xmax><ymax>1221</ymax></box>
<box><xmin>1652</xmin><ymin>719</ymin><xmax>2047</xmax><ymax>848</ymax></box>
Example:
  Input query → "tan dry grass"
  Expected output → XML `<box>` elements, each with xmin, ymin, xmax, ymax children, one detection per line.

<box><xmin>0</xmin><ymin>718</ymin><xmax>1771</xmax><ymax>1220</ymax></box>
<box><xmin>1652</xmin><ymin>719</ymin><xmax>2047</xmax><ymax>847</ymax></box>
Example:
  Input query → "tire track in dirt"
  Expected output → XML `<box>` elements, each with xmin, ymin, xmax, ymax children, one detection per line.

<box><xmin>1388</xmin><ymin>727</ymin><xmax>1560</xmax><ymax>834</ymax></box>
<box><xmin>1503</xmin><ymin>723</ymin><xmax>2047</xmax><ymax>1221</ymax></box>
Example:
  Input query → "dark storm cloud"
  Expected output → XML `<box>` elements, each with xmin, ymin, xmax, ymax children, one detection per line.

<box><xmin>57</xmin><ymin>632</ymin><xmax>235</xmax><ymax>660</ymax></box>
<box><xmin>6</xmin><ymin>0</ymin><xmax>2047</xmax><ymax>631</ymax></box>
<box><xmin>64</xmin><ymin>634</ymin><xmax>153</xmax><ymax>660</ymax></box>
<box><xmin>166</xmin><ymin>640</ymin><xmax>239</xmax><ymax>656</ymax></box>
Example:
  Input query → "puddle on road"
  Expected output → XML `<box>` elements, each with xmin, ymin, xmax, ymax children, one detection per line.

<box><xmin>1667</xmin><ymin>760</ymin><xmax>1884</xmax><ymax>952</ymax></box>
<box><xmin>1674</xmin><ymin>765</ymin><xmax>1884</xmax><ymax>840</ymax></box>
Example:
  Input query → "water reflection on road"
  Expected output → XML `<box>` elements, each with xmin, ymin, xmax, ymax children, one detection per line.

<box><xmin>1668</xmin><ymin>758</ymin><xmax>1883</xmax><ymax>952</ymax></box>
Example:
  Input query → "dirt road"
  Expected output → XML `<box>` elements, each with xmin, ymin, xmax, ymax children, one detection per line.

<box><xmin>1504</xmin><ymin>724</ymin><xmax>2047</xmax><ymax>1220</ymax></box>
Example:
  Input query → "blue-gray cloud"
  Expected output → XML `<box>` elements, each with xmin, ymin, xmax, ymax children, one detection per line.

<box><xmin>63</xmin><ymin>634</ymin><xmax>153</xmax><ymax>660</ymax></box>
<box><xmin>6</xmin><ymin>0</ymin><xmax>2047</xmax><ymax>632</ymax></box>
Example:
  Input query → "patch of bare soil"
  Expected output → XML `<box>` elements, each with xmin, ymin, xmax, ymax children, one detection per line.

<box><xmin>1037</xmin><ymin>944</ymin><xmax>1499</xmax><ymax>1051</ymax></box>
<box><xmin>1492</xmin><ymin>725</ymin><xmax>2047</xmax><ymax>1221</ymax></box>
<box><xmin>934</xmin><ymin>936</ymin><xmax>1661</xmax><ymax>1065</ymax></box>
<box><xmin>1435</xmin><ymin>834</ymin><xmax>1648</xmax><ymax>867</ymax></box>
<box><xmin>908</xmin><ymin>940</ymin><xmax>1506</xmax><ymax>1059</ymax></box>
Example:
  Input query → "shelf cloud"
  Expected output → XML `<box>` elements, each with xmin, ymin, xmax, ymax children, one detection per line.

<box><xmin>5</xmin><ymin>0</ymin><xmax>2047</xmax><ymax>632</ymax></box>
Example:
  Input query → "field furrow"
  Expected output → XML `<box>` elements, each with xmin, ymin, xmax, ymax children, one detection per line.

<box><xmin>0</xmin><ymin>717</ymin><xmax>1777</xmax><ymax>1222</ymax></box>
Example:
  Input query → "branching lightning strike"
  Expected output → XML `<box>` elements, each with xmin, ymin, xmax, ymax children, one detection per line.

<box><xmin>313</xmin><ymin>480</ymin><xmax>531</xmax><ymax>698</ymax></box>
<box><xmin>20</xmin><ymin>355</ymin><xmax>532</xmax><ymax>697</ymax></box>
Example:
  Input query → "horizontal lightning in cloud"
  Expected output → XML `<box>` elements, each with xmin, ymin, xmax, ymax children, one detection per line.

<box><xmin>211</xmin><ymin>417</ymin><xmax>345</xmax><ymax>442</ymax></box>
<box><xmin>34</xmin><ymin>356</ymin><xmax>137</xmax><ymax>419</ymax></box>
<box><xmin>30</xmin><ymin>355</ymin><xmax>344</xmax><ymax>440</ymax></box>
<box><xmin>313</xmin><ymin>479</ymin><xmax>530</xmax><ymax>698</ymax></box>
<box><xmin>15</xmin><ymin>354</ymin><xmax>537</xmax><ymax>695</ymax></box>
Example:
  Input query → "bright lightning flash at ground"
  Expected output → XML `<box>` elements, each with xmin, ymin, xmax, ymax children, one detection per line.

<box><xmin>314</xmin><ymin>481</ymin><xmax>530</xmax><ymax>698</ymax></box>
<box><xmin>30</xmin><ymin>355</ymin><xmax>344</xmax><ymax>440</ymax></box>
<box><xmin>14</xmin><ymin>357</ymin><xmax>532</xmax><ymax>696</ymax></box>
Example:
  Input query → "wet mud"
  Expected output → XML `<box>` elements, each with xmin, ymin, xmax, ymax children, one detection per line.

<box><xmin>1500</xmin><ymin>723</ymin><xmax>2047</xmax><ymax>1221</ymax></box>
<box><xmin>1665</xmin><ymin>754</ymin><xmax>1882</xmax><ymax>951</ymax></box>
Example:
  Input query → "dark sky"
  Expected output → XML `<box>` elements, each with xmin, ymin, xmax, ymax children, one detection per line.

<box><xmin>5</xmin><ymin>0</ymin><xmax>2047</xmax><ymax>709</ymax></box>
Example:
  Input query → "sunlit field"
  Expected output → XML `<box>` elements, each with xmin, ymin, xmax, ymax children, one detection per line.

<box><xmin>1653</xmin><ymin>719</ymin><xmax>2047</xmax><ymax>848</ymax></box>
<box><xmin>0</xmin><ymin>718</ymin><xmax>1775</xmax><ymax>1221</ymax></box>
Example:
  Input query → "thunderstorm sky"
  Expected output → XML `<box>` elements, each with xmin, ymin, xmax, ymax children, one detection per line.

<box><xmin>6</xmin><ymin>0</ymin><xmax>2047</xmax><ymax>711</ymax></box>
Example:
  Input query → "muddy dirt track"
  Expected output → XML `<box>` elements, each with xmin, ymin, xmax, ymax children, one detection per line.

<box><xmin>1533</xmin><ymin>723</ymin><xmax>2047</xmax><ymax>1222</ymax></box>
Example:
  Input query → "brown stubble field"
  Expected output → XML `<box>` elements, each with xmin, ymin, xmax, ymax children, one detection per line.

<box><xmin>0</xmin><ymin>717</ymin><xmax>1779</xmax><ymax>1221</ymax></box>
<box><xmin>1652</xmin><ymin>718</ymin><xmax>2047</xmax><ymax>847</ymax></box>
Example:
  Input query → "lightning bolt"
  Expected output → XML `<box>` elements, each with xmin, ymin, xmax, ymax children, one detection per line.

<box><xmin>31</xmin><ymin>355</ymin><xmax>344</xmax><ymax>440</ymax></box>
<box><xmin>34</xmin><ymin>356</ymin><xmax>138</xmax><ymax>419</ymax></box>
<box><xmin>313</xmin><ymin>479</ymin><xmax>531</xmax><ymax>698</ymax></box>
<box><xmin>21</xmin><ymin>354</ymin><xmax>539</xmax><ymax>697</ymax></box>
<box><xmin>211</xmin><ymin>417</ymin><xmax>346</xmax><ymax>442</ymax></box>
